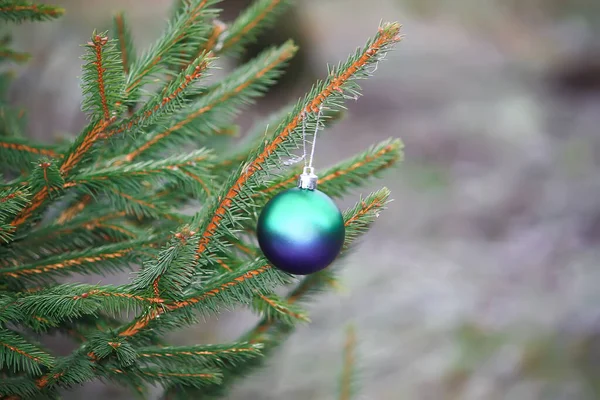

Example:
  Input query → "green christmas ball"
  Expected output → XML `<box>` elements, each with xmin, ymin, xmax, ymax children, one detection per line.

<box><xmin>257</xmin><ymin>187</ymin><xmax>345</xmax><ymax>275</ymax></box>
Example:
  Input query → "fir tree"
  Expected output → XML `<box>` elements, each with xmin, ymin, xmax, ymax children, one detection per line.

<box><xmin>0</xmin><ymin>1</ymin><xmax>402</xmax><ymax>398</ymax></box>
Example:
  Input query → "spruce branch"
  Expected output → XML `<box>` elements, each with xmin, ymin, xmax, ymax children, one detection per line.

<box><xmin>56</xmin><ymin>194</ymin><xmax>92</xmax><ymax>224</ymax></box>
<box><xmin>125</xmin><ymin>0</ymin><xmax>218</xmax><ymax>95</ymax></box>
<box><xmin>0</xmin><ymin>47</ymin><xmax>29</xmax><ymax>63</ymax></box>
<box><xmin>28</xmin><ymin>159</ymin><xmax>63</xmax><ymax>197</ymax></box>
<box><xmin>338</xmin><ymin>325</ymin><xmax>358</xmax><ymax>400</ymax></box>
<box><xmin>251</xmin><ymin>292</ymin><xmax>310</xmax><ymax>326</ymax></box>
<box><xmin>0</xmin><ymin>138</ymin><xmax>60</xmax><ymax>171</ymax></box>
<box><xmin>115</xmin><ymin>367</ymin><xmax>222</xmax><ymax>389</ymax></box>
<box><xmin>104</xmin><ymin>55</ymin><xmax>211</xmax><ymax>142</ymax></box>
<box><xmin>122</xmin><ymin>41</ymin><xmax>297</xmax><ymax>162</ymax></box>
<box><xmin>220</xmin><ymin>0</ymin><xmax>291</xmax><ymax>55</ymax></box>
<box><xmin>81</xmin><ymin>33</ymin><xmax>125</xmax><ymax>121</ymax></box>
<box><xmin>113</xmin><ymin>12</ymin><xmax>136</xmax><ymax>76</ymax></box>
<box><xmin>137</xmin><ymin>342</ymin><xmax>262</xmax><ymax>368</ymax></box>
<box><xmin>8</xmin><ymin>156</ymin><xmax>70</xmax><ymax>229</ymax></box>
<box><xmin>192</xmin><ymin>23</ymin><xmax>400</xmax><ymax>264</ymax></box>
<box><xmin>118</xmin><ymin>260</ymin><xmax>289</xmax><ymax>338</ymax></box>
<box><xmin>0</xmin><ymin>1</ymin><xmax>64</xmax><ymax>23</ymax></box>
<box><xmin>259</xmin><ymin>138</ymin><xmax>402</xmax><ymax>198</ymax></box>
<box><xmin>0</xmin><ymin>284</ymin><xmax>160</xmax><ymax>330</ymax></box>
<box><xmin>0</xmin><ymin>328</ymin><xmax>54</xmax><ymax>375</ymax></box>
<box><xmin>67</xmin><ymin>149</ymin><xmax>214</xmax><ymax>199</ymax></box>
<box><xmin>0</xmin><ymin>187</ymin><xmax>28</xmax><ymax>242</ymax></box>
<box><xmin>0</xmin><ymin>240</ymin><xmax>148</xmax><ymax>283</ymax></box>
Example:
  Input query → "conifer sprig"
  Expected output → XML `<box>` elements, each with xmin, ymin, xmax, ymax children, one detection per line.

<box><xmin>122</xmin><ymin>41</ymin><xmax>297</xmax><ymax>162</ymax></box>
<box><xmin>113</xmin><ymin>12</ymin><xmax>136</xmax><ymax>76</ymax></box>
<box><xmin>0</xmin><ymin>47</ymin><xmax>29</xmax><ymax>63</ymax></box>
<box><xmin>0</xmin><ymin>328</ymin><xmax>54</xmax><ymax>375</ymax></box>
<box><xmin>0</xmin><ymin>239</ymin><xmax>148</xmax><ymax>283</ymax></box>
<box><xmin>137</xmin><ymin>342</ymin><xmax>263</xmax><ymax>368</ymax></box>
<box><xmin>67</xmin><ymin>149</ymin><xmax>214</xmax><ymax>199</ymax></box>
<box><xmin>81</xmin><ymin>33</ymin><xmax>125</xmax><ymax>121</ymax></box>
<box><xmin>220</xmin><ymin>0</ymin><xmax>291</xmax><ymax>55</ymax></box>
<box><xmin>0</xmin><ymin>138</ymin><xmax>60</xmax><ymax>171</ymax></box>
<box><xmin>192</xmin><ymin>23</ymin><xmax>401</xmax><ymax>266</ymax></box>
<box><xmin>125</xmin><ymin>0</ymin><xmax>218</xmax><ymax>95</ymax></box>
<box><xmin>0</xmin><ymin>1</ymin><xmax>63</xmax><ymax>23</ymax></box>
<box><xmin>338</xmin><ymin>325</ymin><xmax>358</xmax><ymax>400</ymax></box>
<box><xmin>259</xmin><ymin>138</ymin><xmax>402</xmax><ymax>198</ymax></box>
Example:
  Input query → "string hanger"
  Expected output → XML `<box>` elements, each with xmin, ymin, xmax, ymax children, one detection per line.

<box><xmin>296</xmin><ymin>104</ymin><xmax>324</xmax><ymax>190</ymax></box>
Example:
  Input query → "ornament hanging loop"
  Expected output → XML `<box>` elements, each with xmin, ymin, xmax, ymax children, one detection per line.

<box><xmin>298</xmin><ymin>166</ymin><xmax>318</xmax><ymax>190</ymax></box>
<box><xmin>297</xmin><ymin>105</ymin><xmax>324</xmax><ymax>190</ymax></box>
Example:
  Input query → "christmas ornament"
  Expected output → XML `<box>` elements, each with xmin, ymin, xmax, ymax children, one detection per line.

<box><xmin>257</xmin><ymin>106</ymin><xmax>345</xmax><ymax>275</ymax></box>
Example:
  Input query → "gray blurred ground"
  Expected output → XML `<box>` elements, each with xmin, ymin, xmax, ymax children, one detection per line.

<box><xmin>8</xmin><ymin>0</ymin><xmax>600</xmax><ymax>399</ymax></box>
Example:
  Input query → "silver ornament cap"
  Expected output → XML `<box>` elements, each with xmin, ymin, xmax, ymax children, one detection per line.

<box><xmin>298</xmin><ymin>166</ymin><xmax>318</xmax><ymax>190</ymax></box>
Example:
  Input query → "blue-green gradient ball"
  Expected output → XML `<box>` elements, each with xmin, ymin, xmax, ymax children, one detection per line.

<box><xmin>257</xmin><ymin>188</ymin><xmax>345</xmax><ymax>275</ymax></box>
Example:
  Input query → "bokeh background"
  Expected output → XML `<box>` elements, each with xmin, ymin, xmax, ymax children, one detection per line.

<box><xmin>7</xmin><ymin>0</ymin><xmax>600</xmax><ymax>399</ymax></box>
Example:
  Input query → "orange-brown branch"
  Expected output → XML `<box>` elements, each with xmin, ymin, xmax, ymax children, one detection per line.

<box><xmin>339</xmin><ymin>327</ymin><xmax>356</xmax><ymax>400</ymax></box>
<box><xmin>201</xmin><ymin>20</ymin><xmax>225</xmax><ymax>55</ymax></box>
<box><xmin>108</xmin><ymin>61</ymin><xmax>208</xmax><ymax>143</ymax></box>
<box><xmin>257</xmin><ymin>293</ymin><xmax>306</xmax><ymax>321</ymax></box>
<box><xmin>0</xmin><ymin>341</ymin><xmax>45</xmax><ymax>364</ymax></box>
<box><xmin>196</xmin><ymin>29</ymin><xmax>399</xmax><ymax>257</ymax></box>
<box><xmin>125</xmin><ymin>47</ymin><xmax>294</xmax><ymax>162</ymax></box>
<box><xmin>321</xmin><ymin>143</ymin><xmax>399</xmax><ymax>183</ymax></box>
<box><xmin>126</xmin><ymin>0</ymin><xmax>209</xmax><ymax>93</ymax></box>
<box><xmin>88</xmin><ymin>34</ymin><xmax>111</xmax><ymax>121</ymax></box>
<box><xmin>223</xmin><ymin>0</ymin><xmax>281</xmax><ymax>51</ymax></box>
<box><xmin>0</xmin><ymin>190</ymin><xmax>24</xmax><ymax>203</ymax></box>
<box><xmin>72</xmin><ymin>288</ymin><xmax>165</xmax><ymax>304</ymax></box>
<box><xmin>138</xmin><ymin>346</ymin><xmax>256</xmax><ymax>358</ymax></box>
<box><xmin>0</xmin><ymin>49</ymin><xmax>30</xmax><ymax>62</ymax></box>
<box><xmin>118</xmin><ymin>265</ymin><xmax>271</xmax><ymax>337</ymax></box>
<box><xmin>0</xmin><ymin>4</ymin><xmax>64</xmax><ymax>17</ymax></box>
<box><xmin>343</xmin><ymin>198</ymin><xmax>383</xmax><ymax>227</ymax></box>
<box><xmin>0</xmin><ymin>140</ymin><xmax>58</xmax><ymax>157</ymax></box>
<box><xmin>0</xmin><ymin>249</ymin><xmax>132</xmax><ymax>279</ymax></box>
<box><xmin>57</xmin><ymin>195</ymin><xmax>92</xmax><ymax>224</ymax></box>
<box><xmin>114</xmin><ymin>13</ymin><xmax>129</xmax><ymax>75</ymax></box>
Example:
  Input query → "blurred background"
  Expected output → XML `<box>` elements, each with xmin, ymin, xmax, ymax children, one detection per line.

<box><xmin>8</xmin><ymin>0</ymin><xmax>600</xmax><ymax>399</ymax></box>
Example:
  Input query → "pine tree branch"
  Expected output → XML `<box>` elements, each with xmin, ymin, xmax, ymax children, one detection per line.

<box><xmin>56</xmin><ymin>194</ymin><xmax>92</xmax><ymax>224</ymax></box>
<box><xmin>220</xmin><ymin>0</ymin><xmax>291</xmax><ymax>54</ymax></box>
<box><xmin>0</xmin><ymin>328</ymin><xmax>55</xmax><ymax>375</ymax></box>
<box><xmin>113</xmin><ymin>12</ymin><xmax>135</xmax><ymax>76</ymax></box>
<box><xmin>104</xmin><ymin>56</ymin><xmax>211</xmax><ymax>141</ymax></box>
<box><xmin>0</xmin><ymin>240</ymin><xmax>147</xmax><ymax>282</ymax></box>
<box><xmin>194</xmin><ymin>23</ymin><xmax>401</xmax><ymax>261</ymax></box>
<box><xmin>0</xmin><ymin>47</ymin><xmax>29</xmax><ymax>63</ymax></box>
<box><xmin>0</xmin><ymin>1</ymin><xmax>64</xmax><ymax>23</ymax></box>
<box><xmin>67</xmin><ymin>149</ymin><xmax>214</xmax><ymax>199</ymax></box>
<box><xmin>202</xmin><ymin>20</ymin><xmax>226</xmax><ymax>54</ymax></box>
<box><xmin>0</xmin><ymin>138</ymin><xmax>60</xmax><ymax>171</ymax></box>
<box><xmin>259</xmin><ymin>139</ymin><xmax>402</xmax><ymax>198</ymax></box>
<box><xmin>118</xmin><ymin>261</ymin><xmax>288</xmax><ymax>337</ymax></box>
<box><xmin>252</xmin><ymin>292</ymin><xmax>309</xmax><ymax>325</ymax></box>
<box><xmin>122</xmin><ymin>41</ymin><xmax>296</xmax><ymax>162</ymax></box>
<box><xmin>125</xmin><ymin>0</ymin><xmax>217</xmax><ymax>94</ymax></box>
<box><xmin>137</xmin><ymin>342</ymin><xmax>262</xmax><ymax>367</ymax></box>
<box><xmin>83</xmin><ymin>34</ymin><xmax>113</xmax><ymax>121</ymax></box>
<box><xmin>339</xmin><ymin>325</ymin><xmax>357</xmax><ymax>400</ymax></box>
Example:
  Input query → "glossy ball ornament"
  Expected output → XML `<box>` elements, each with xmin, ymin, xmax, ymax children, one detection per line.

<box><xmin>257</xmin><ymin>187</ymin><xmax>345</xmax><ymax>275</ymax></box>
